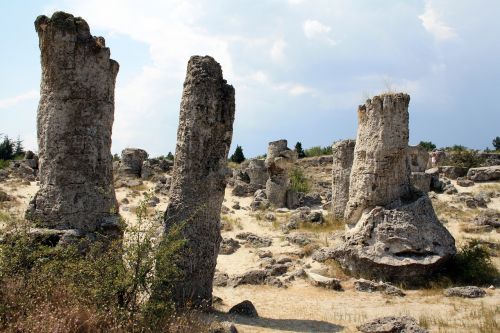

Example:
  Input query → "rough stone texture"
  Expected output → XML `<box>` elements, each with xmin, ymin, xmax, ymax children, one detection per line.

<box><xmin>26</xmin><ymin>12</ymin><xmax>120</xmax><ymax>236</ymax></box>
<box><xmin>344</xmin><ymin>94</ymin><xmax>412</xmax><ymax>224</ymax></box>
<box><xmin>228</xmin><ymin>300</ymin><xmax>258</xmax><ymax>317</ymax></box>
<box><xmin>357</xmin><ymin>316</ymin><xmax>428</xmax><ymax>333</ymax></box>
<box><xmin>438</xmin><ymin>166</ymin><xmax>468</xmax><ymax>180</ymax></box>
<box><xmin>118</xmin><ymin>148</ymin><xmax>148</xmax><ymax>177</ymax></box>
<box><xmin>306</xmin><ymin>271</ymin><xmax>342</xmax><ymax>290</ymax></box>
<box><xmin>246</xmin><ymin>159</ymin><xmax>267</xmax><ymax>187</ymax></box>
<box><xmin>335</xmin><ymin>94</ymin><xmax>455</xmax><ymax>282</ymax></box>
<box><xmin>334</xmin><ymin>195</ymin><xmax>456</xmax><ymax>282</ymax></box>
<box><xmin>407</xmin><ymin>145</ymin><xmax>429</xmax><ymax>172</ymax></box>
<box><xmin>444</xmin><ymin>286</ymin><xmax>486</xmax><ymax>298</ymax></box>
<box><xmin>410</xmin><ymin>172</ymin><xmax>432</xmax><ymax>192</ymax></box>
<box><xmin>264</xmin><ymin>140</ymin><xmax>297</xmax><ymax>208</ymax></box>
<box><xmin>467</xmin><ymin>165</ymin><xmax>500</xmax><ymax>182</ymax></box>
<box><xmin>162</xmin><ymin>55</ymin><xmax>235</xmax><ymax>307</ymax></box>
<box><xmin>331</xmin><ymin>139</ymin><xmax>356</xmax><ymax>218</ymax></box>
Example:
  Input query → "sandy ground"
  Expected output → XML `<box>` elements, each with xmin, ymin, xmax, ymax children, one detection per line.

<box><xmin>1</xmin><ymin>176</ymin><xmax>499</xmax><ymax>332</ymax></box>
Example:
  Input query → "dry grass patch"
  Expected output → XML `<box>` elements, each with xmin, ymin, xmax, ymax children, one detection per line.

<box><xmin>221</xmin><ymin>214</ymin><xmax>242</xmax><ymax>231</ymax></box>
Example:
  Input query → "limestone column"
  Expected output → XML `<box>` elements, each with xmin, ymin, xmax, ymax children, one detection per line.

<box><xmin>331</xmin><ymin>139</ymin><xmax>355</xmax><ymax>219</ymax></box>
<box><xmin>26</xmin><ymin>12</ymin><xmax>120</xmax><ymax>238</ymax></box>
<box><xmin>344</xmin><ymin>94</ymin><xmax>411</xmax><ymax>224</ymax></box>
<box><xmin>264</xmin><ymin>140</ymin><xmax>297</xmax><ymax>208</ymax></box>
<box><xmin>163</xmin><ymin>56</ymin><xmax>235</xmax><ymax>307</ymax></box>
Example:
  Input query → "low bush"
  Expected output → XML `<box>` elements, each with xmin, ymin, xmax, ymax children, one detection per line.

<box><xmin>304</xmin><ymin>145</ymin><xmax>332</xmax><ymax>157</ymax></box>
<box><xmin>442</xmin><ymin>149</ymin><xmax>485</xmax><ymax>169</ymax></box>
<box><xmin>288</xmin><ymin>167</ymin><xmax>310</xmax><ymax>193</ymax></box>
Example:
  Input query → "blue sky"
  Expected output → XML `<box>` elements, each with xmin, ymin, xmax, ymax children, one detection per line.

<box><xmin>1</xmin><ymin>0</ymin><xmax>499</xmax><ymax>157</ymax></box>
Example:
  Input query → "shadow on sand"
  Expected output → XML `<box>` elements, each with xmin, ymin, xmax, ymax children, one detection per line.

<box><xmin>215</xmin><ymin>312</ymin><xmax>344</xmax><ymax>332</ymax></box>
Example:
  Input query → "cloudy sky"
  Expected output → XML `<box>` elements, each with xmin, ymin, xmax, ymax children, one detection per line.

<box><xmin>1</xmin><ymin>0</ymin><xmax>499</xmax><ymax>157</ymax></box>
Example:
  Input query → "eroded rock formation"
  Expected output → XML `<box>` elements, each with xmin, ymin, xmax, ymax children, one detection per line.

<box><xmin>26</xmin><ymin>12</ymin><xmax>120</xmax><ymax>238</ymax></box>
<box><xmin>331</xmin><ymin>139</ymin><xmax>355</xmax><ymax>218</ymax></box>
<box><xmin>334</xmin><ymin>93</ymin><xmax>455</xmax><ymax>282</ymax></box>
<box><xmin>119</xmin><ymin>148</ymin><xmax>148</xmax><ymax>177</ymax></box>
<box><xmin>162</xmin><ymin>55</ymin><xmax>235</xmax><ymax>307</ymax></box>
<box><xmin>264</xmin><ymin>140</ymin><xmax>297</xmax><ymax>207</ymax></box>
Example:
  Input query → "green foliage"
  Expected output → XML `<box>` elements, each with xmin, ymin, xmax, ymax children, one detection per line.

<box><xmin>418</xmin><ymin>141</ymin><xmax>436</xmax><ymax>151</ymax></box>
<box><xmin>442</xmin><ymin>240</ymin><xmax>499</xmax><ymax>285</ymax></box>
<box><xmin>166</xmin><ymin>151</ymin><xmax>174</xmax><ymax>160</ymax></box>
<box><xmin>0</xmin><ymin>136</ymin><xmax>14</xmax><ymax>161</ymax></box>
<box><xmin>294</xmin><ymin>142</ymin><xmax>306</xmax><ymax>158</ymax></box>
<box><xmin>14</xmin><ymin>136</ymin><xmax>24</xmax><ymax>157</ymax></box>
<box><xmin>442</xmin><ymin>149</ymin><xmax>485</xmax><ymax>169</ymax></box>
<box><xmin>112</xmin><ymin>153</ymin><xmax>120</xmax><ymax>161</ymax></box>
<box><xmin>229</xmin><ymin>145</ymin><xmax>245</xmax><ymax>164</ymax></box>
<box><xmin>288</xmin><ymin>167</ymin><xmax>310</xmax><ymax>193</ymax></box>
<box><xmin>304</xmin><ymin>145</ymin><xmax>332</xmax><ymax>157</ymax></box>
<box><xmin>445</xmin><ymin>144</ymin><xmax>467</xmax><ymax>152</ymax></box>
<box><xmin>493</xmin><ymin>136</ymin><xmax>500</xmax><ymax>151</ymax></box>
<box><xmin>0</xmin><ymin>160</ymin><xmax>9</xmax><ymax>170</ymax></box>
<box><xmin>0</xmin><ymin>195</ymin><xmax>187</xmax><ymax>331</ymax></box>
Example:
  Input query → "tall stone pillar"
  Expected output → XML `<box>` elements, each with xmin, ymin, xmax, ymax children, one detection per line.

<box><xmin>264</xmin><ymin>140</ymin><xmax>297</xmax><ymax>208</ymax></box>
<box><xmin>344</xmin><ymin>94</ymin><xmax>412</xmax><ymax>224</ymax></box>
<box><xmin>331</xmin><ymin>139</ymin><xmax>356</xmax><ymax>219</ymax></box>
<box><xmin>163</xmin><ymin>56</ymin><xmax>235</xmax><ymax>307</ymax></box>
<box><xmin>333</xmin><ymin>93</ymin><xmax>455</xmax><ymax>282</ymax></box>
<box><xmin>26</xmin><ymin>12</ymin><xmax>120</xmax><ymax>238</ymax></box>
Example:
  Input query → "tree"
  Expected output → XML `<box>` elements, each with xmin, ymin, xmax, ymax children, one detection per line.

<box><xmin>14</xmin><ymin>136</ymin><xmax>25</xmax><ymax>157</ymax></box>
<box><xmin>166</xmin><ymin>152</ymin><xmax>174</xmax><ymax>160</ymax></box>
<box><xmin>0</xmin><ymin>136</ymin><xmax>14</xmax><ymax>160</ymax></box>
<box><xmin>493</xmin><ymin>136</ymin><xmax>500</xmax><ymax>151</ymax></box>
<box><xmin>230</xmin><ymin>145</ymin><xmax>245</xmax><ymax>164</ymax></box>
<box><xmin>294</xmin><ymin>142</ymin><xmax>306</xmax><ymax>158</ymax></box>
<box><xmin>418</xmin><ymin>141</ymin><xmax>436</xmax><ymax>151</ymax></box>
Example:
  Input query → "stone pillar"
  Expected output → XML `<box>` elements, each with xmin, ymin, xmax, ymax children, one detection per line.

<box><xmin>331</xmin><ymin>139</ymin><xmax>355</xmax><ymax>219</ymax></box>
<box><xmin>163</xmin><ymin>56</ymin><xmax>235</xmax><ymax>307</ymax></box>
<box><xmin>119</xmin><ymin>148</ymin><xmax>148</xmax><ymax>177</ymax></box>
<box><xmin>246</xmin><ymin>159</ymin><xmax>267</xmax><ymax>187</ymax></box>
<box><xmin>26</xmin><ymin>12</ymin><xmax>120</xmax><ymax>238</ymax></box>
<box><xmin>344</xmin><ymin>94</ymin><xmax>411</xmax><ymax>225</ymax></box>
<box><xmin>265</xmin><ymin>140</ymin><xmax>297</xmax><ymax>208</ymax></box>
<box><xmin>333</xmin><ymin>93</ymin><xmax>455</xmax><ymax>283</ymax></box>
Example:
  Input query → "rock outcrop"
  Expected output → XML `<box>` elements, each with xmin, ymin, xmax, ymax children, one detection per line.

<box><xmin>334</xmin><ymin>94</ymin><xmax>455</xmax><ymax>282</ymax></box>
<box><xmin>407</xmin><ymin>145</ymin><xmax>429</xmax><ymax>172</ymax></box>
<box><xmin>26</xmin><ymin>12</ymin><xmax>120</xmax><ymax>238</ymax></box>
<box><xmin>264</xmin><ymin>140</ymin><xmax>297</xmax><ymax>208</ymax></box>
<box><xmin>344</xmin><ymin>94</ymin><xmax>412</xmax><ymax>224</ymax></box>
<box><xmin>161</xmin><ymin>55</ymin><xmax>235</xmax><ymax>307</ymax></box>
<box><xmin>467</xmin><ymin>165</ymin><xmax>500</xmax><ymax>182</ymax></box>
<box><xmin>118</xmin><ymin>148</ymin><xmax>148</xmax><ymax>177</ymax></box>
<box><xmin>357</xmin><ymin>316</ymin><xmax>428</xmax><ymax>333</ymax></box>
<box><xmin>331</xmin><ymin>139</ymin><xmax>355</xmax><ymax>218</ymax></box>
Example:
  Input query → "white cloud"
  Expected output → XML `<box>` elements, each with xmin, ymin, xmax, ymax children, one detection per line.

<box><xmin>0</xmin><ymin>90</ymin><xmax>38</xmax><ymax>109</ymax></box>
<box><xmin>288</xmin><ymin>84</ymin><xmax>312</xmax><ymax>96</ymax></box>
<box><xmin>303</xmin><ymin>19</ymin><xmax>337</xmax><ymax>45</ymax></box>
<box><xmin>419</xmin><ymin>1</ymin><xmax>457</xmax><ymax>41</ymax></box>
<box><xmin>270</xmin><ymin>39</ymin><xmax>286</xmax><ymax>62</ymax></box>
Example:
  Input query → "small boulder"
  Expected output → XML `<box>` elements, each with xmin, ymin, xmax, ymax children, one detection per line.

<box><xmin>444</xmin><ymin>286</ymin><xmax>486</xmax><ymax>298</ymax></box>
<box><xmin>357</xmin><ymin>316</ymin><xmax>427</xmax><ymax>333</ymax></box>
<box><xmin>306</xmin><ymin>271</ymin><xmax>342</xmax><ymax>290</ymax></box>
<box><xmin>228</xmin><ymin>300</ymin><xmax>258</xmax><ymax>317</ymax></box>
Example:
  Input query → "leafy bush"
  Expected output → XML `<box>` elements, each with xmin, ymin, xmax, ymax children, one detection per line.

<box><xmin>418</xmin><ymin>141</ymin><xmax>436</xmax><ymax>151</ymax></box>
<box><xmin>288</xmin><ymin>167</ymin><xmax>310</xmax><ymax>193</ymax></box>
<box><xmin>0</xmin><ymin>159</ymin><xmax>9</xmax><ymax>170</ymax></box>
<box><xmin>304</xmin><ymin>145</ymin><xmax>332</xmax><ymax>157</ymax></box>
<box><xmin>493</xmin><ymin>136</ymin><xmax>500</xmax><ymax>151</ymax></box>
<box><xmin>442</xmin><ymin>149</ymin><xmax>485</xmax><ymax>169</ymax></box>
<box><xmin>0</xmin><ymin>196</ymin><xmax>192</xmax><ymax>332</ymax></box>
<box><xmin>0</xmin><ymin>136</ymin><xmax>14</xmax><ymax>161</ymax></box>
<box><xmin>441</xmin><ymin>240</ymin><xmax>499</xmax><ymax>286</ymax></box>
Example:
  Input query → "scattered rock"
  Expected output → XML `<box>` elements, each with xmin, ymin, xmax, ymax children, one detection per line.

<box><xmin>228</xmin><ymin>300</ymin><xmax>258</xmax><ymax>317</ymax></box>
<box><xmin>236</xmin><ymin>232</ymin><xmax>272</xmax><ymax>247</ymax></box>
<box><xmin>306</xmin><ymin>271</ymin><xmax>342</xmax><ymax>290</ymax></box>
<box><xmin>357</xmin><ymin>316</ymin><xmax>427</xmax><ymax>333</ymax></box>
<box><xmin>220</xmin><ymin>238</ymin><xmax>241</xmax><ymax>255</ymax></box>
<box><xmin>285</xmin><ymin>233</ymin><xmax>312</xmax><ymax>246</ymax></box>
<box><xmin>456</xmin><ymin>177</ymin><xmax>474</xmax><ymax>187</ymax></box>
<box><xmin>444</xmin><ymin>286</ymin><xmax>486</xmax><ymax>298</ymax></box>
<box><xmin>214</xmin><ymin>271</ymin><xmax>229</xmax><ymax>287</ymax></box>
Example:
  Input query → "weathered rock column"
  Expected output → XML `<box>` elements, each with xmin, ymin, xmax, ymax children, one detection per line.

<box><xmin>344</xmin><ymin>94</ymin><xmax>412</xmax><ymax>225</ymax></box>
<box><xmin>26</xmin><ymin>12</ymin><xmax>120</xmax><ymax>238</ymax></box>
<box><xmin>118</xmin><ymin>148</ymin><xmax>148</xmax><ymax>177</ymax></box>
<box><xmin>163</xmin><ymin>56</ymin><xmax>235</xmax><ymax>307</ymax></box>
<box><xmin>331</xmin><ymin>139</ymin><xmax>355</xmax><ymax>219</ymax></box>
<box><xmin>265</xmin><ymin>140</ymin><xmax>297</xmax><ymax>208</ymax></box>
<box><xmin>333</xmin><ymin>93</ymin><xmax>455</xmax><ymax>283</ymax></box>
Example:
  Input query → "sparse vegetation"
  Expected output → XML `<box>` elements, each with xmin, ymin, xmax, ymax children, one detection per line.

<box><xmin>418</xmin><ymin>141</ymin><xmax>436</xmax><ymax>151</ymax></box>
<box><xmin>492</xmin><ymin>136</ymin><xmax>500</xmax><ymax>151</ymax></box>
<box><xmin>294</xmin><ymin>142</ymin><xmax>306</xmax><ymax>158</ymax></box>
<box><xmin>0</xmin><ymin>196</ymin><xmax>195</xmax><ymax>332</ymax></box>
<box><xmin>288</xmin><ymin>167</ymin><xmax>310</xmax><ymax>193</ymax></box>
<box><xmin>442</xmin><ymin>149</ymin><xmax>485</xmax><ymax>169</ymax></box>
<box><xmin>304</xmin><ymin>145</ymin><xmax>332</xmax><ymax>157</ymax></box>
<box><xmin>221</xmin><ymin>214</ymin><xmax>242</xmax><ymax>230</ymax></box>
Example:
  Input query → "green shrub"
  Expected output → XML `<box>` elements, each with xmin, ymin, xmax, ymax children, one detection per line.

<box><xmin>0</xmin><ymin>159</ymin><xmax>9</xmax><ymax>170</ymax></box>
<box><xmin>0</xmin><ymin>195</ymin><xmax>189</xmax><ymax>331</ymax></box>
<box><xmin>294</xmin><ymin>142</ymin><xmax>306</xmax><ymax>158</ymax></box>
<box><xmin>229</xmin><ymin>145</ymin><xmax>245</xmax><ymax>164</ymax></box>
<box><xmin>442</xmin><ymin>240</ymin><xmax>499</xmax><ymax>285</ymax></box>
<box><xmin>288</xmin><ymin>167</ymin><xmax>310</xmax><ymax>193</ymax></box>
<box><xmin>304</xmin><ymin>145</ymin><xmax>332</xmax><ymax>157</ymax></box>
<box><xmin>418</xmin><ymin>141</ymin><xmax>436</xmax><ymax>151</ymax></box>
<box><xmin>442</xmin><ymin>149</ymin><xmax>485</xmax><ymax>169</ymax></box>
